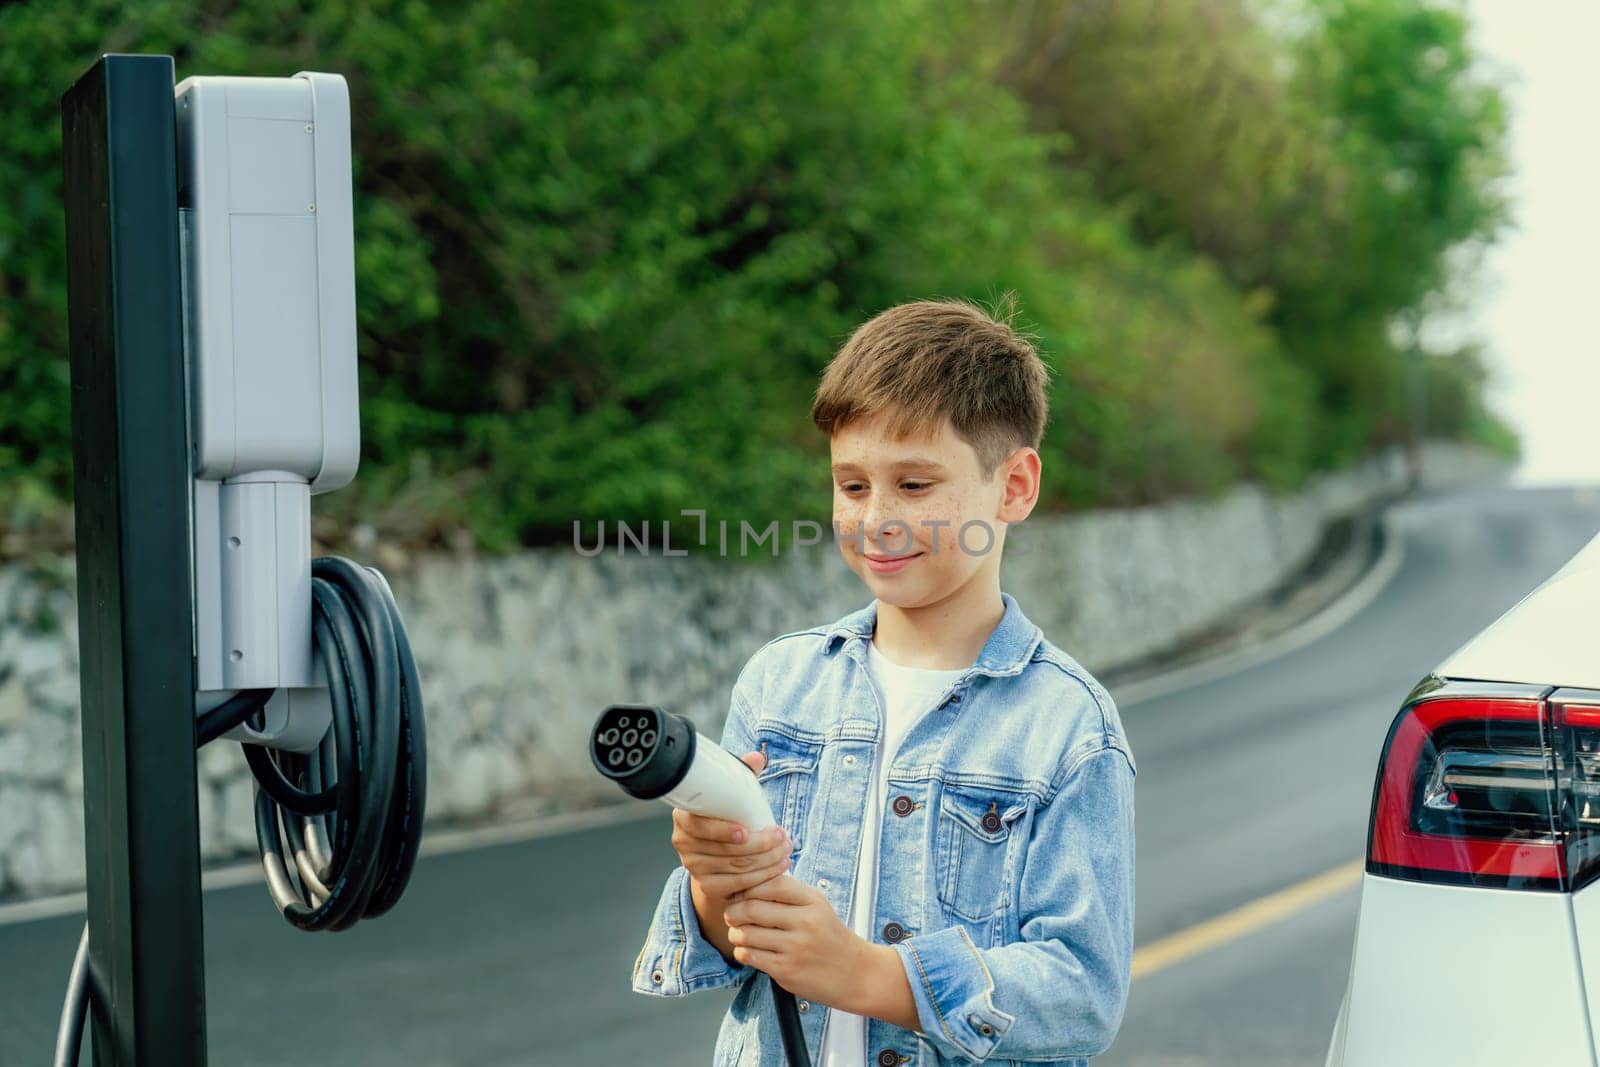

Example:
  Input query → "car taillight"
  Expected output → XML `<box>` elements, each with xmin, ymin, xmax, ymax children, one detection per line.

<box><xmin>1549</xmin><ymin>692</ymin><xmax>1600</xmax><ymax>890</ymax></box>
<box><xmin>1368</xmin><ymin>681</ymin><xmax>1600</xmax><ymax>892</ymax></box>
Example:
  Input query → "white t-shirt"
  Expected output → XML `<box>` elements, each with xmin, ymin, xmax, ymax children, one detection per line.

<box><xmin>819</xmin><ymin>637</ymin><xmax>967</xmax><ymax>1065</ymax></box>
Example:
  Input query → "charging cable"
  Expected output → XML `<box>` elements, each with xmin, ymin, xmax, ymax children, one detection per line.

<box><xmin>53</xmin><ymin>556</ymin><xmax>426</xmax><ymax>1065</ymax></box>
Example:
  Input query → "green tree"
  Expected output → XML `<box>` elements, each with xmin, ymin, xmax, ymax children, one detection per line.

<box><xmin>0</xmin><ymin>0</ymin><xmax>1514</xmax><ymax>557</ymax></box>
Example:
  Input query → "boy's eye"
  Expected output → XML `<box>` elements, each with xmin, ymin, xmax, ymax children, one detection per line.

<box><xmin>838</xmin><ymin>482</ymin><xmax>932</xmax><ymax>493</ymax></box>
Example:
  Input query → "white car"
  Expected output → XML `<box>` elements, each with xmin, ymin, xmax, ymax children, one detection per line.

<box><xmin>1326</xmin><ymin>527</ymin><xmax>1600</xmax><ymax>1066</ymax></box>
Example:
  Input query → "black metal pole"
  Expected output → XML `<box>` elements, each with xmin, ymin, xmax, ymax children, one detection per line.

<box><xmin>61</xmin><ymin>53</ymin><xmax>206</xmax><ymax>1066</ymax></box>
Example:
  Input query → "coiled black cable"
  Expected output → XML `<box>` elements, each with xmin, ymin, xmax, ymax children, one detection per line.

<box><xmin>54</xmin><ymin>556</ymin><xmax>426</xmax><ymax>1065</ymax></box>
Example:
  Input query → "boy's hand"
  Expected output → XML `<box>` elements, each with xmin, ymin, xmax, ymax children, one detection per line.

<box><xmin>671</xmin><ymin>751</ymin><xmax>792</xmax><ymax>900</ymax></box>
<box><xmin>722</xmin><ymin>874</ymin><xmax>873</xmax><ymax>1008</ymax></box>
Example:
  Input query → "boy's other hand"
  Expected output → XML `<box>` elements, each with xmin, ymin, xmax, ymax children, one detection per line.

<box><xmin>671</xmin><ymin>750</ymin><xmax>792</xmax><ymax>900</ymax></box>
<box><xmin>722</xmin><ymin>874</ymin><xmax>873</xmax><ymax>1008</ymax></box>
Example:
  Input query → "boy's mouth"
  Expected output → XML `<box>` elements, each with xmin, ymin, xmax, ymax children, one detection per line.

<box><xmin>864</xmin><ymin>551</ymin><xmax>923</xmax><ymax>575</ymax></box>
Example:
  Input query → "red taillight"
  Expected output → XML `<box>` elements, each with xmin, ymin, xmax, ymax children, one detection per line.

<box><xmin>1549</xmin><ymin>695</ymin><xmax>1600</xmax><ymax>890</ymax></box>
<box><xmin>1369</xmin><ymin>682</ymin><xmax>1600</xmax><ymax>892</ymax></box>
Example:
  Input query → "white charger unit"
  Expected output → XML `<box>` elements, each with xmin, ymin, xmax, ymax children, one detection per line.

<box><xmin>174</xmin><ymin>71</ymin><xmax>359</xmax><ymax>751</ymax></box>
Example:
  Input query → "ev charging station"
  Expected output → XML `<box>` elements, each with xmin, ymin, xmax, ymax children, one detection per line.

<box><xmin>57</xmin><ymin>50</ymin><xmax>800</xmax><ymax>1067</ymax></box>
<box><xmin>60</xmin><ymin>54</ymin><xmax>426</xmax><ymax>1065</ymax></box>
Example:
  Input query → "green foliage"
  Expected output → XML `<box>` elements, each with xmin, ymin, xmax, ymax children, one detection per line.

<box><xmin>976</xmin><ymin>0</ymin><xmax>1512</xmax><ymax>468</ymax></box>
<box><xmin>0</xmin><ymin>0</ymin><xmax>1516</xmax><ymax>556</ymax></box>
<box><xmin>1420</xmin><ymin>344</ymin><xmax>1521</xmax><ymax>460</ymax></box>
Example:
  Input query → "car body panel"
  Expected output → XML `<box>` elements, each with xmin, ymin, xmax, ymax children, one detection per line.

<box><xmin>1339</xmin><ymin>875</ymin><xmax>1594</xmax><ymax>1066</ymax></box>
<box><xmin>1436</xmin><ymin>530</ymin><xmax>1600</xmax><ymax>690</ymax></box>
<box><xmin>1570</xmin><ymin>883</ymin><xmax>1600</xmax><ymax>1065</ymax></box>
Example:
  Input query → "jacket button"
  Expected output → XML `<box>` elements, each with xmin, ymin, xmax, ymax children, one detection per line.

<box><xmin>818</xmin><ymin>878</ymin><xmax>830</xmax><ymax>889</ymax></box>
<box><xmin>891</xmin><ymin>796</ymin><xmax>914</xmax><ymax>816</ymax></box>
<box><xmin>881</xmin><ymin>921</ymin><xmax>905</xmax><ymax>943</ymax></box>
<box><xmin>876</xmin><ymin>1051</ymin><xmax>900</xmax><ymax>1067</ymax></box>
<box><xmin>798</xmin><ymin>999</ymin><xmax>810</xmax><ymax>1013</ymax></box>
<box><xmin>981</xmin><ymin>812</ymin><xmax>1003</xmax><ymax>833</ymax></box>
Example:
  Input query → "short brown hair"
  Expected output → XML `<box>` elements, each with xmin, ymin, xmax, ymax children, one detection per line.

<box><xmin>811</xmin><ymin>295</ymin><xmax>1052</xmax><ymax>480</ymax></box>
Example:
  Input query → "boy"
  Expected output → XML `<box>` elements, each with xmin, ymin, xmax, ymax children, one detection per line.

<box><xmin>631</xmin><ymin>297</ymin><xmax>1137</xmax><ymax>1066</ymax></box>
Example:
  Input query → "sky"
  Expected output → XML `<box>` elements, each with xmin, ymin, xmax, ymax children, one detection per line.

<box><xmin>1457</xmin><ymin>0</ymin><xmax>1600</xmax><ymax>486</ymax></box>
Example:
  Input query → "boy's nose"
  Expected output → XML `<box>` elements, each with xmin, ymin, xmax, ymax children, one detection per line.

<box><xmin>864</xmin><ymin>509</ymin><xmax>912</xmax><ymax>553</ymax></box>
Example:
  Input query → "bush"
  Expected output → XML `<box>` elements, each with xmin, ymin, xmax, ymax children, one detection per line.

<box><xmin>0</xmin><ymin>0</ymin><xmax>1514</xmax><ymax>558</ymax></box>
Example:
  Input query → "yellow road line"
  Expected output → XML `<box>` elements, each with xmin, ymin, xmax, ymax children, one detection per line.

<box><xmin>1131</xmin><ymin>859</ymin><xmax>1364</xmax><ymax>981</ymax></box>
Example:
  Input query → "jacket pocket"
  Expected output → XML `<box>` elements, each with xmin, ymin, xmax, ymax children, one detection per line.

<box><xmin>754</xmin><ymin>725</ymin><xmax>823</xmax><ymax>855</ymax></box>
<box><xmin>935</xmin><ymin>784</ymin><xmax>1029</xmax><ymax>923</ymax></box>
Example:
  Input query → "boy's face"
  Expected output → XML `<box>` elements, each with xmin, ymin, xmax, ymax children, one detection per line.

<box><xmin>829</xmin><ymin>410</ymin><xmax>1038</xmax><ymax>609</ymax></box>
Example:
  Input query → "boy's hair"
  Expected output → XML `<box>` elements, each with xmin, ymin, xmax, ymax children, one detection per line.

<box><xmin>810</xmin><ymin>294</ymin><xmax>1053</xmax><ymax>482</ymax></box>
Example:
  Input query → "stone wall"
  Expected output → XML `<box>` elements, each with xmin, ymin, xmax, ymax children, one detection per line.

<box><xmin>0</xmin><ymin>442</ymin><xmax>1511</xmax><ymax>899</ymax></box>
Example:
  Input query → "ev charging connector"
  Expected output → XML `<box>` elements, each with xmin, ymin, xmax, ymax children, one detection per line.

<box><xmin>592</xmin><ymin>705</ymin><xmax>813</xmax><ymax>1067</ymax></box>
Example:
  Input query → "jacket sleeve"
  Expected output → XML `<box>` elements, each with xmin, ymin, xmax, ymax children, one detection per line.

<box><xmin>630</xmin><ymin>664</ymin><xmax>764</xmax><ymax>997</ymax></box>
<box><xmin>890</xmin><ymin>739</ymin><xmax>1137</xmax><ymax>1061</ymax></box>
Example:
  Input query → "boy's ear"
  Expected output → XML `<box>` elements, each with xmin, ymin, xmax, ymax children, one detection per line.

<box><xmin>996</xmin><ymin>447</ymin><xmax>1041</xmax><ymax>523</ymax></box>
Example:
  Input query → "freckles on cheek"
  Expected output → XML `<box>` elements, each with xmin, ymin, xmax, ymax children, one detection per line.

<box><xmin>920</xmin><ymin>502</ymin><xmax>963</xmax><ymax>554</ymax></box>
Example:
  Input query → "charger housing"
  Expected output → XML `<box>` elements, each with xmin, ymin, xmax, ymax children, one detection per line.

<box><xmin>174</xmin><ymin>71</ymin><xmax>359</xmax><ymax>750</ymax></box>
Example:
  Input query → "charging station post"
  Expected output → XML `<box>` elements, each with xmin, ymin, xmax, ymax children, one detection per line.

<box><xmin>58</xmin><ymin>51</ymin><xmax>427</xmax><ymax>1066</ymax></box>
<box><xmin>61</xmin><ymin>53</ymin><xmax>209</xmax><ymax>1065</ymax></box>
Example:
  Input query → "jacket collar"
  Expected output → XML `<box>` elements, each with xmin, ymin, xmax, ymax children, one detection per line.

<box><xmin>822</xmin><ymin>590</ymin><xmax>1041</xmax><ymax>678</ymax></box>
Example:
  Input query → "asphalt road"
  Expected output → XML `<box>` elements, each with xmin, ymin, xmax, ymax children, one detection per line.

<box><xmin>2</xmin><ymin>484</ymin><xmax>1596</xmax><ymax>1066</ymax></box>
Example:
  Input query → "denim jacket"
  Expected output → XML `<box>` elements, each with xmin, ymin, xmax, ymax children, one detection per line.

<box><xmin>630</xmin><ymin>591</ymin><xmax>1137</xmax><ymax>1066</ymax></box>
